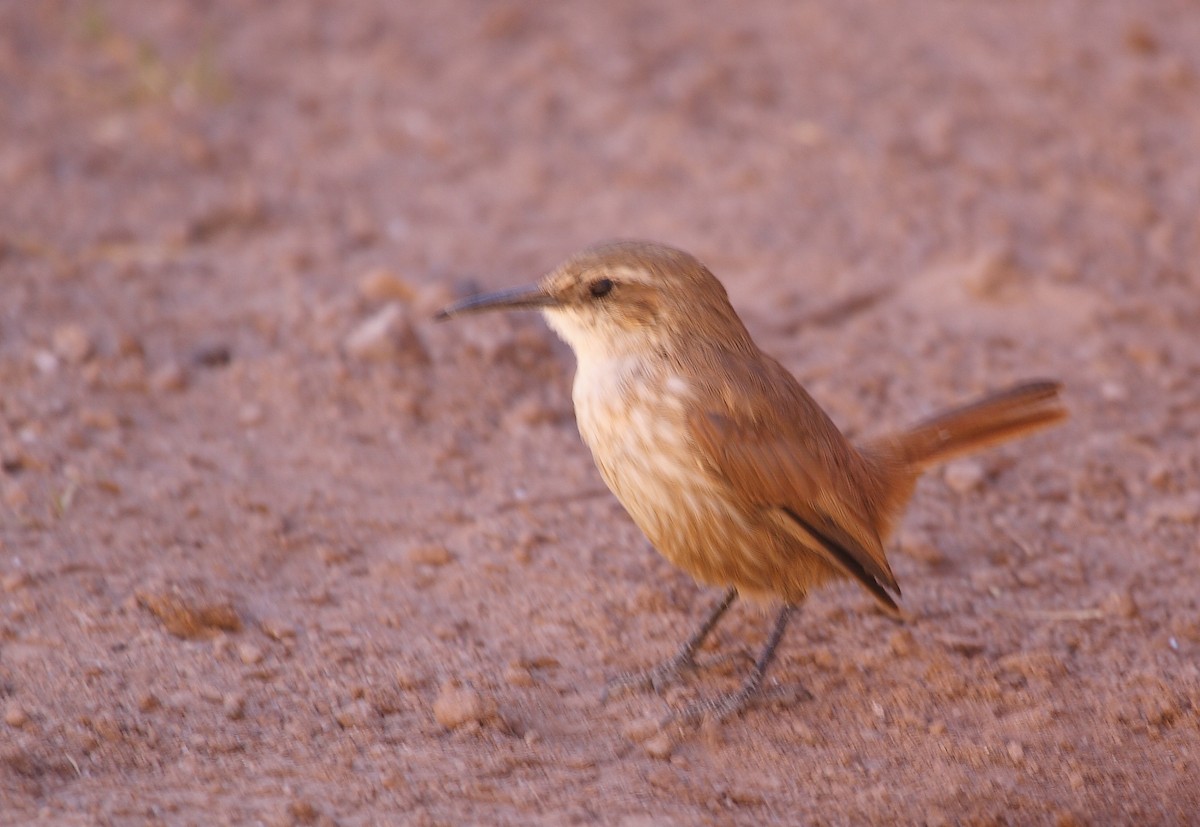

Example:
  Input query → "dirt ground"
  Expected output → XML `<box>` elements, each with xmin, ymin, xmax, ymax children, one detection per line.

<box><xmin>3</xmin><ymin>1</ymin><xmax>1199</xmax><ymax>823</ymax></box>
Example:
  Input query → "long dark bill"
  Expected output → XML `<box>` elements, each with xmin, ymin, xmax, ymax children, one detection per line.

<box><xmin>434</xmin><ymin>285</ymin><xmax>556</xmax><ymax>320</ymax></box>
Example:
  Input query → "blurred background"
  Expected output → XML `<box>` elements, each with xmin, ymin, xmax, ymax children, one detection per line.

<box><xmin>2</xmin><ymin>1</ymin><xmax>1198</xmax><ymax>823</ymax></box>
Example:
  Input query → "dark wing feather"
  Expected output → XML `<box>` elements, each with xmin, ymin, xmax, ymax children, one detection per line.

<box><xmin>684</xmin><ymin>349</ymin><xmax>900</xmax><ymax>607</ymax></box>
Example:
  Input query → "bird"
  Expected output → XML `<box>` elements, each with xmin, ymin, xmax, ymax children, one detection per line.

<box><xmin>436</xmin><ymin>239</ymin><xmax>1067</xmax><ymax>724</ymax></box>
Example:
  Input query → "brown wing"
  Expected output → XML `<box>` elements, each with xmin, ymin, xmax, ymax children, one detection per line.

<box><xmin>684</xmin><ymin>349</ymin><xmax>900</xmax><ymax>609</ymax></box>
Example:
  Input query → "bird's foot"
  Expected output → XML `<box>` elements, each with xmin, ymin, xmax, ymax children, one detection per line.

<box><xmin>661</xmin><ymin>673</ymin><xmax>766</xmax><ymax>729</ymax></box>
<box><xmin>601</xmin><ymin>651</ymin><xmax>695</xmax><ymax>703</ymax></box>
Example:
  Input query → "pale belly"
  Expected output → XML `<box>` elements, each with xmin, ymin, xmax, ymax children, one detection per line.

<box><xmin>572</xmin><ymin>364</ymin><xmax>835</xmax><ymax>600</ymax></box>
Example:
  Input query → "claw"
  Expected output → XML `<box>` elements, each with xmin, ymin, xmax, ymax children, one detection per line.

<box><xmin>601</xmin><ymin>652</ymin><xmax>694</xmax><ymax>703</ymax></box>
<box><xmin>601</xmin><ymin>587</ymin><xmax>738</xmax><ymax>704</ymax></box>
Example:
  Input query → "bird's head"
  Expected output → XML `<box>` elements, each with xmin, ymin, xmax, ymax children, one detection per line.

<box><xmin>436</xmin><ymin>240</ymin><xmax>753</xmax><ymax>362</ymax></box>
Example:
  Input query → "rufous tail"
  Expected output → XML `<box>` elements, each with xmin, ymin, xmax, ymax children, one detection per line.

<box><xmin>891</xmin><ymin>380</ymin><xmax>1067</xmax><ymax>471</ymax></box>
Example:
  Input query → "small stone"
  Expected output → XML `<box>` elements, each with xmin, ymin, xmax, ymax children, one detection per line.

<box><xmin>1124</xmin><ymin>21</ymin><xmax>1159</xmax><ymax>54</ymax></box>
<box><xmin>1099</xmin><ymin>381</ymin><xmax>1127</xmax><ymax>402</ymax></box>
<box><xmin>223</xmin><ymin>693</ymin><xmax>245</xmax><ymax>720</ymax></box>
<box><xmin>358</xmin><ymin>268</ymin><xmax>415</xmax><ymax>303</ymax></box>
<box><xmin>138</xmin><ymin>692</ymin><xmax>161</xmax><ymax>712</ymax></box>
<box><xmin>1145</xmin><ymin>493</ymin><xmax>1200</xmax><ymax>525</ymax></box>
<box><xmin>928</xmin><ymin>720</ymin><xmax>947</xmax><ymax>735</ymax></box>
<box><xmin>395</xmin><ymin>666</ymin><xmax>422</xmax><ymax>690</ymax></box>
<box><xmin>2</xmin><ymin>482</ymin><xmax>28</xmax><ymax>511</ymax></box>
<box><xmin>0</xmin><ymin>440</ymin><xmax>26</xmax><ymax>473</ymax></box>
<box><xmin>643</xmin><ymin>733</ymin><xmax>674</xmax><ymax>759</ymax></box>
<box><xmin>1055</xmin><ymin>811</ymin><xmax>1085</xmax><ymax>827</ymax></box>
<box><xmin>2</xmin><ymin>572</ymin><xmax>31</xmax><ymax>592</ymax></box>
<box><xmin>503</xmin><ymin>662</ymin><xmax>535</xmax><ymax>687</ymax></box>
<box><xmin>432</xmin><ymin>681</ymin><xmax>488</xmax><ymax>729</ymax></box>
<box><xmin>889</xmin><ymin>629</ymin><xmax>916</xmax><ymax>656</ymax></box>
<box><xmin>32</xmin><ymin>349</ymin><xmax>59</xmax><ymax>374</ymax></box>
<box><xmin>198</xmin><ymin>684</ymin><xmax>224</xmax><ymax>704</ymax></box>
<box><xmin>150</xmin><ymin>361</ymin><xmax>188</xmax><ymax>393</ymax></box>
<box><xmin>135</xmin><ymin>580</ymin><xmax>242</xmax><ymax>639</ymax></box>
<box><xmin>317</xmin><ymin>545</ymin><xmax>354</xmax><ymax>565</ymax></box>
<box><xmin>791</xmin><ymin>721</ymin><xmax>819</xmax><ymax>745</ymax></box>
<box><xmin>52</xmin><ymin>324</ymin><xmax>93</xmax><ymax>364</ymax></box>
<box><xmin>335</xmin><ymin>698</ymin><xmax>375</xmax><ymax>728</ymax></box>
<box><xmin>79</xmin><ymin>408</ymin><xmax>120</xmax><ymax>430</ymax></box>
<box><xmin>4</xmin><ymin>701</ymin><xmax>29</xmax><ymax>728</ymax></box>
<box><xmin>898</xmin><ymin>529</ymin><xmax>944</xmax><ymax>564</ymax></box>
<box><xmin>343</xmin><ymin>303</ymin><xmax>430</xmax><ymax>364</ymax></box>
<box><xmin>962</xmin><ymin>247</ymin><xmax>1024</xmax><ymax>301</ymax></box>
<box><xmin>237</xmin><ymin>642</ymin><xmax>264</xmax><ymax>665</ymax></box>
<box><xmin>1102</xmin><ymin>590</ymin><xmax>1139</xmax><ymax>619</ymax></box>
<box><xmin>287</xmin><ymin>800</ymin><xmax>321</xmax><ymax>825</ymax></box>
<box><xmin>412</xmin><ymin>282</ymin><xmax>455</xmax><ymax>316</ymax></box>
<box><xmin>260</xmin><ymin>618</ymin><xmax>296</xmax><ymax>641</ymax></box>
<box><xmin>944</xmin><ymin>459</ymin><xmax>986</xmax><ymax>494</ymax></box>
<box><xmin>621</xmin><ymin>717</ymin><xmax>660</xmax><ymax>742</ymax></box>
<box><xmin>191</xmin><ymin>341</ymin><xmax>232</xmax><ymax>368</ymax></box>
<box><xmin>790</xmin><ymin>120</ymin><xmax>827</xmax><ymax>148</ymax></box>
<box><xmin>408</xmin><ymin>544</ymin><xmax>453</xmax><ymax>567</ymax></box>
<box><xmin>116</xmin><ymin>333</ymin><xmax>144</xmax><ymax>357</ymax></box>
<box><xmin>237</xmin><ymin>404</ymin><xmax>264</xmax><ymax>426</ymax></box>
<box><xmin>1146</xmin><ymin>462</ymin><xmax>1172</xmax><ymax>490</ymax></box>
<box><xmin>1006</xmin><ymin>740</ymin><xmax>1025</xmax><ymax>763</ymax></box>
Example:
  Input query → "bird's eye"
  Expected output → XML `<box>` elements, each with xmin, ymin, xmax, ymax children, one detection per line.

<box><xmin>589</xmin><ymin>278</ymin><xmax>614</xmax><ymax>298</ymax></box>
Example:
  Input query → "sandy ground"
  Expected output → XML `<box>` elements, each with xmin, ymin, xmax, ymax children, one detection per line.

<box><xmin>2</xmin><ymin>1</ymin><xmax>1199</xmax><ymax>823</ymax></box>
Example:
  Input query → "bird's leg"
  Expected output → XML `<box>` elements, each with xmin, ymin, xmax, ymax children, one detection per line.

<box><xmin>602</xmin><ymin>587</ymin><xmax>738</xmax><ymax>701</ymax></box>
<box><xmin>667</xmin><ymin>602</ymin><xmax>795</xmax><ymax>726</ymax></box>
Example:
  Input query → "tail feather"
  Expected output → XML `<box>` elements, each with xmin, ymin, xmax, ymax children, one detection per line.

<box><xmin>890</xmin><ymin>380</ymin><xmax>1067</xmax><ymax>471</ymax></box>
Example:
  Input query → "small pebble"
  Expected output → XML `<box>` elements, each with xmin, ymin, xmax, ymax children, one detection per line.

<box><xmin>395</xmin><ymin>666</ymin><xmax>422</xmax><ymax>690</ymax></box>
<box><xmin>358</xmin><ymin>268</ymin><xmax>415</xmax><ymax>303</ymax></box>
<box><xmin>1102</xmin><ymin>590</ymin><xmax>1139</xmax><ymax>619</ymax></box>
<box><xmin>335</xmin><ymin>699</ymin><xmax>375</xmax><ymax>728</ymax></box>
<box><xmin>260</xmin><ymin>618</ymin><xmax>296</xmax><ymax>641</ymax></box>
<box><xmin>621</xmin><ymin>717</ymin><xmax>660</xmax><ymax>742</ymax></box>
<box><xmin>223</xmin><ymin>693</ymin><xmax>246</xmax><ymax>720</ymax></box>
<box><xmin>79</xmin><ymin>408</ymin><xmax>120</xmax><ymax>430</ymax></box>
<box><xmin>5</xmin><ymin>701</ymin><xmax>29</xmax><ymax>728</ymax></box>
<box><xmin>116</xmin><ymin>332</ymin><xmax>144</xmax><ymax>357</ymax></box>
<box><xmin>1145</xmin><ymin>493</ymin><xmax>1200</xmax><ymax>525</ymax></box>
<box><xmin>32</xmin><ymin>350</ymin><xmax>59</xmax><ymax>374</ymax></box>
<box><xmin>150</xmin><ymin>361</ymin><xmax>188</xmax><ymax>393</ymax></box>
<box><xmin>432</xmin><ymin>681</ymin><xmax>487</xmax><ymax>729</ymax></box>
<box><xmin>0</xmin><ymin>440</ymin><xmax>26</xmax><ymax>473</ymax></box>
<box><xmin>503</xmin><ymin>662</ymin><xmax>535</xmax><ymax>687</ymax></box>
<box><xmin>1145</xmin><ymin>462</ymin><xmax>1172</xmax><ymax>490</ymax></box>
<box><xmin>1007</xmin><ymin>741</ymin><xmax>1025</xmax><ymax>763</ymax></box>
<box><xmin>1099</xmin><ymin>381</ymin><xmax>1127</xmax><ymax>402</ymax></box>
<box><xmin>343</xmin><ymin>303</ymin><xmax>429</xmax><ymax>364</ymax></box>
<box><xmin>237</xmin><ymin>403</ymin><xmax>264</xmax><ymax>426</ymax></box>
<box><xmin>135</xmin><ymin>581</ymin><xmax>242</xmax><ymax>639</ymax></box>
<box><xmin>52</xmin><ymin>324</ymin><xmax>93</xmax><ymax>364</ymax></box>
<box><xmin>643</xmin><ymin>733</ymin><xmax>674</xmax><ymax>759</ymax></box>
<box><xmin>286</xmin><ymin>800</ymin><xmax>321</xmax><ymax>825</ymax></box>
<box><xmin>317</xmin><ymin>545</ymin><xmax>354</xmax><ymax>565</ymax></box>
<box><xmin>943</xmin><ymin>459</ymin><xmax>986</xmax><ymax>494</ymax></box>
<box><xmin>963</xmin><ymin>247</ymin><xmax>1022</xmax><ymax>300</ymax></box>
<box><xmin>791</xmin><ymin>721</ymin><xmax>819</xmax><ymax>745</ymax></box>
<box><xmin>192</xmin><ymin>342</ymin><xmax>232</xmax><ymax>368</ymax></box>
<box><xmin>2</xmin><ymin>572</ymin><xmax>31</xmax><ymax>592</ymax></box>
<box><xmin>889</xmin><ymin>629</ymin><xmax>916</xmax><ymax>656</ymax></box>
<box><xmin>408</xmin><ymin>544</ymin><xmax>454</xmax><ymax>567</ymax></box>
<box><xmin>237</xmin><ymin>642</ymin><xmax>264</xmax><ymax>665</ymax></box>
